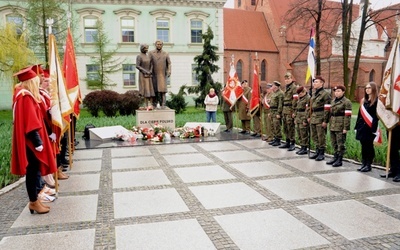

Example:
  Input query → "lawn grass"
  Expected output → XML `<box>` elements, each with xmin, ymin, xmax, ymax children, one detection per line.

<box><xmin>0</xmin><ymin>102</ymin><xmax>390</xmax><ymax>189</ymax></box>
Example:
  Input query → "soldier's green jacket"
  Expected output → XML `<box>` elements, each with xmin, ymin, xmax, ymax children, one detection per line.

<box><xmin>269</xmin><ymin>90</ymin><xmax>284</xmax><ymax>115</ymax></box>
<box><xmin>329</xmin><ymin>96</ymin><xmax>352</xmax><ymax>131</ymax></box>
<box><xmin>283</xmin><ymin>81</ymin><xmax>298</xmax><ymax>114</ymax></box>
<box><xmin>309</xmin><ymin>87</ymin><xmax>331</xmax><ymax>124</ymax></box>
<box><xmin>237</xmin><ymin>86</ymin><xmax>251</xmax><ymax>120</ymax></box>
<box><xmin>294</xmin><ymin>94</ymin><xmax>310</xmax><ymax>124</ymax></box>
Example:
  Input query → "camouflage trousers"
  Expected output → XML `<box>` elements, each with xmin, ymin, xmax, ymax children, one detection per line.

<box><xmin>282</xmin><ymin>113</ymin><xmax>295</xmax><ymax>142</ymax></box>
<box><xmin>296</xmin><ymin>121</ymin><xmax>309</xmax><ymax>147</ymax></box>
<box><xmin>263</xmin><ymin>109</ymin><xmax>273</xmax><ymax>139</ymax></box>
<box><xmin>310</xmin><ymin>123</ymin><xmax>326</xmax><ymax>149</ymax></box>
<box><xmin>330</xmin><ymin>131</ymin><xmax>347</xmax><ymax>155</ymax></box>
<box><xmin>271</xmin><ymin>113</ymin><xmax>282</xmax><ymax>139</ymax></box>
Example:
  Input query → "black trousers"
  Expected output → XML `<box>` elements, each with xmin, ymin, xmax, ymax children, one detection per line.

<box><xmin>360</xmin><ymin>138</ymin><xmax>375</xmax><ymax>164</ymax></box>
<box><xmin>390</xmin><ymin>125</ymin><xmax>400</xmax><ymax>175</ymax></box>
<box><xmin>26</xmin><ymin>147</ymin><xmax>40</xmax><ymax>202</ymax></box>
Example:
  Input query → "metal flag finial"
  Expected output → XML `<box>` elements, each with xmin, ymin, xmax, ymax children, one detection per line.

<box><xmin>46</xmin><ymin>18</ymin><xmax>54</xmax><ymax>34</ymax></box>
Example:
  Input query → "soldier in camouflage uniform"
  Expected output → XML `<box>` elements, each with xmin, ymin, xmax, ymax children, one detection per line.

<box><xmin>279</xmin><ymin>72</ymin><xmax>298</xmax><ymax>151</ymax></box>
<box><xmin>308</xmin><ymin>76</ymin><xmax>331</xmax><ymax>161</ymax></box>
<box><xmin>294</xmin><ymin>86</ymin><xmax>310</xmax><ymax>155</ymax></box>
<box><xmin>326</xmin><ymin>85</ymin><xmax>352</xmax><ymax>167</ymax></box>
<box><xmin>268</xmin><ymin>81</ymin><xmax>284</xmax><ymax>146</ymax></box>
<box><xmin>261</xmin><ymin>83</ymin><xmax>273</xmax><ymax>142</ymax></box>
<box><xmin>238</xmin><ymin>80</ymin><xmax>252</xmax><ymax>134</ymax></box>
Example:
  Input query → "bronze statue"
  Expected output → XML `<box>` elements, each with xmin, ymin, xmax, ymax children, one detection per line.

<box><xmin>150</xmin><ymin>40</ymin><xmax>171</xmax><ymax>108</ymax></box>
<box><xmin>136</xmin><ymin>44</ymin><xmax>155</xmax><ymax>110</ymax></box>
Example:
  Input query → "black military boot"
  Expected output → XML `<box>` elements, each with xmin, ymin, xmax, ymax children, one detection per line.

<box><xmin>360</xmin><ymin>160</ymin><xmax>372</xmax><ymax>172</ymax></box>
<box><xmin>309</xmin><ymin>149</ymin><xmax>319</xmax><ymax>159</ymax></box>
<box><xmin>296</xmin><ymin>146</ymin><xmax>305</xmax><ymax>154</ymax></box>
<box><xmin>272</xmin><ymin>139</ymin><xmax>282</xmax><ymax>146</ymax></box>
<box><xmin>357</xmin><ymin>160</ymin><xmax>366</xmax><ymax>171</ymax></box>
<box><xmin>315</xmin><ymin>148</ymin><xmax>325</xmax><ymax>161</ymax></box>
<box><xmin>269</xmin><ymin>138</ymin><xmax>277</xmax><ymax>145</ymax></box>
<box><xmin>279</xmin><ymin>139</ymin><xmax>290</xmax><ymax>149</ymax></box>
<box><xmin>288</xmin><ymin>141</ymin><xmax>296</xmax><ymax>151</ymax></box>
<box><xmin>326</xmin><ymin>153</ymin><xmax>338</xmax><ymax>165</ymax></box>
<box><xmin>332</xmin><ymin>155</ymin><xmax>343</xmax><ymax>167</ymax></box>
<box><xmin>297</xmin><ymin>146</ymin><xmax>308</xmax><ymax>155</ymax></box>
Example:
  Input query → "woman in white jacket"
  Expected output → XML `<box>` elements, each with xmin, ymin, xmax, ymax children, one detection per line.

<box><xmin>204</xmin><ymin>88</ymin><xmax>219</xmax><ymax>122</ymax></box>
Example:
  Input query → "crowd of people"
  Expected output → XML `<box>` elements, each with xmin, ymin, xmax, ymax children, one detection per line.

<box><xmin>11</xmin><ymin>65</ymin><xmax>72</xmax><ymax>215</ymax></box>
<box><xmin>219</xmin><ymin>72</ymin><xmax>400</xmax><ymax>182</ymax></box>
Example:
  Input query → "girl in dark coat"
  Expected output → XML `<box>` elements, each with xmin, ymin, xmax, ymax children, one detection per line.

<box><xmin>354</xmin><ymin>82</ymin><xmax>379</xmax><ymax>172</ymax></box>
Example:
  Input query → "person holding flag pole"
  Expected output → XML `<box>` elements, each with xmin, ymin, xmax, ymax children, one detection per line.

<box><xmin>249</xmin><ymin>52</ymin><xmax>262</xmax><ymax>138</ymax></box>
<box><xmin>306</xmin><ymin>27</ymin><xmax>316</xmax><ymax>157</ymax></box>
<box><xmin>377</xmin><ymin>31</ymin><xmax>400</xmax><ymax>181</ymax></box>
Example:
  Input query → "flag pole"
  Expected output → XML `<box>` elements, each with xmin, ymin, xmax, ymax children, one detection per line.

<box><xmin>47</xmin><ymin>18</ymin><xmax>59</xmax><ymax>194</ymax></box>
<box><xmin>386</xmin><ymin>130</ymin><xmax>392</xmax><ymax>178</ymax></box>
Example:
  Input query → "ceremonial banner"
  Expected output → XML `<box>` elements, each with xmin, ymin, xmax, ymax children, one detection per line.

<box><xmin>249</xmin><ymin>64</ymin><xmax>260</xmax><ymax>117</ymax></box>
<box><xmin>223</xmin><ymin>62</ymin><xmax>243</xmax><ymax>108</ymax></box>
<box><xmin>305</xmin><ymin>28</ymin><xmax>316</xmax><ymax>84</ymax></box>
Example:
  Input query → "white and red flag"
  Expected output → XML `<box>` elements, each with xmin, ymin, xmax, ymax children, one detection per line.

<box><xmin>249</xmin><ymin>64</ymin><xmax>260</xmax><ymax>117</ymax></box>
<box><xmin>63</xmin><ymin>28</ymin><xmax>81</xmax><ymax>118</ymax></box>
<box><xmin>223</xmin><ymin>62</ymin><xmax>243</xmax><ymax>109</ymax></box>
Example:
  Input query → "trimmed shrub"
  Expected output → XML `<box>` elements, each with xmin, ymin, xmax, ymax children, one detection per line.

<box><xmin>166</xmin><ymin>85</ymin><xmax>188</xmax><ymax>114</ymax></box>
<box><xmin>82</xmin><ymin>91</ymin><xmax>102</xmax><ymax>117</ymax></box>
<box><xmin>99</xmin><ymin>90</ymin><xmax>120</xmax><ymax>117</ymax></box>
<box><xmin>119</xmin><ymin>90</ymin><xmax>142</xmax><ymax>116</ymax></box>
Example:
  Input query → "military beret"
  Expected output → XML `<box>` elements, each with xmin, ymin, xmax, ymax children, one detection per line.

<box><xmin>273</xmin><ymin>81</ymin><xmax>281</xmax><ymax>86</ymax></box>
<box><xmin>313</xmin><ymin>75</ymin><xmax>325</xmax><ymax>83</ymax></box>
<box><xmin>333</xmin><ymin>85</ymin><xmax>346</xmax><ymax>91</ymax></box>
<box><xmin>284</xmin><ymin>72</ymin><xmax>292</xmax><ymax>78</ymax></box>
<box><xmin>296</xmin><ymin>86</ymin><xmax>305</xmax><ymax>94</ymax></box>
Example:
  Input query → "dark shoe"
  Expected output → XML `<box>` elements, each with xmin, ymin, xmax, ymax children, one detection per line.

<box><xmin>326</xmin><ymin>153</ymin><xmax>338</xmax><ymax>165</ymax></box>
<box><xmin>297</xmin><ymin>147</ymin><xmax>308</xmax><ymax>155</ymax></box>
<box><xmin>268</xmin><ymin>138</ymin><xmax>277</xmax><ymax>145</ymax></box>
<box><xmin>393</xmin><ymin>175</ymin><xmax>400</xmax><ymax>182</ymax></box>
<box><xmin>239</xmin><ymin>130</ymin><xmax>246</xmax><ymax>134</ymax></box>
<box><xmin>279</xmin><ymin>140</ymin><xmax>290</xmax><ymax>149</ymax></box>
<box><xmin>60</xmin><ymin>159</ymin><xmax>69</xmax><ymax>166</ymax></box>
<box><xmin>251</xmin><ymin>133</ymin><xmax>258</xmax><ymax>136</ymax></box>
<box><xmin>288</xmin><ymin>143</ymin><xmax>296</xmax><ymax>151</ymax></box>
<box><xmin>332</xmin><ymin>156</ymin><xmax>343</xmax><ymax>167</ymax></box>
<box><xmin>244</xmin><ymin>131</ymin><xmax>250</xmax><ymax>134</ymax></box>
<box><xmin>315</xmin><ymin>149</ymin><xmax>325</xmax><ymax>161</ymax></box>
<box><xmin>224</xmin><ymin>129</ymin><xmax>231</xmax><ymax>132</ymax></box>
<box><xmin>272</xmin><ymin>140</ymin><xmax>281</xmax><ymax>146</ymax></box>
<box><xmin>255</xmin><ymin>134</ymin><xmax>261</xmax><ymax>137</ymax></box>
<box><xmin>309</xmin><ymin>149</ymin><xmax>320</xmax><ymax>159</ymax></box>
<box><xmin>380</xmin><ymin>172</ymin><xmax>395</xmax><ymax>178</ymax></box>
<box><xmin>360</xmin><ymin>165</ymin><xmax>371</xmax><ymax>172</ymax></box>
<box><xmin>357</xmin><ymin>160</ymin><xmax>366</xmax><ymax>171</ymax></box>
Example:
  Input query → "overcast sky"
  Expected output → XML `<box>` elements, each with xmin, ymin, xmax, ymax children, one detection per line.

<box><xmin>224</xmin><ymin>0</ymin><xmax>400</xmax><ymax>10</ymax></box>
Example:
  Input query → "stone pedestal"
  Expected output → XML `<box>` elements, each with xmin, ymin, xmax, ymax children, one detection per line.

<box><xmin>136</xmin><ymin>109</ymin><xmax>176</xmax><ymax>130</ymax></box>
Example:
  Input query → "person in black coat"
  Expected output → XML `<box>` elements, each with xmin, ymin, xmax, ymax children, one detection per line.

<box><xmin>354</xmin><ymin>82</ymin><xmax>379</xmax><ymax>172</ymax></box>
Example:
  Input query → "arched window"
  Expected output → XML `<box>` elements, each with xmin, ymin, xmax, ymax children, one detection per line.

<box><xmin>261</xmin><ymin>60</ymin><xmax>266</xmax><ymax>81</ymax></box>
<box><xmin>238</xmin><ymin>0</ymin><xmax>241</xmax><ymax>7</ymax></box>
<box><xmin>251</xmin><ymin>0</ymin><xmax>256</xmax><ymax>5</ymax></box>
<box><xmin>369</xmin><ymin>69</ymin><xmax>375</xmax><ymax>82</ymax></box>
<box><xmin>237</xmin><ymin>60</ymin><xmax>243</xmax><ymax>81</ymax></box>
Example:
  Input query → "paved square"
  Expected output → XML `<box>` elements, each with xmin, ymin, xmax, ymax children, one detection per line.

<box><xmin>111</xmin><ymin>147</ymin><xmax>152</xmax><ymax>157</ymax></box>
<box><xmin>189</xmin><ymin>182</ymin><xmax>269</xmax><ymax>209</ymax></box>
<box><xmin>12</xmin><ymin>195</ymin><xmax>98</xmax><ymax>228</ymax></box>
<box><xmin>298</xmin><ymin>200</ymin><xmax>400</xmax><ymax>240</ymax></box>
<box><xmin>156</xmin><ymin>144</ymin><xmax>197</xmax><ymax>154</ymax></box>
<box><xmin>229</xmin><ymin>161</ymin><xmax>292</xmax><ymax>177</ymax></box>
<box><xmin>174</xmin><ymin>165</ymin><xmax>236</xmax><ymax>183</ymax></box>
<box><xmin>257</xmin><ymin>148</ymin><xmax>299</xmax><ymax>159</ymax></box>
<box><xmin>281</xmin><ymin>158</ymin><xmax>334</xmax><ymax>172</ymax></box>
<box><xmin>211</xmin><ymin>150</ymin><xmax>262</xmax><ymax>162</ymax></box>
<box><xmin>368</xmin><ymin>194</ymin><xmax>400</xmax><ymax>212</ymax></box>
<box><xmin>73</xmin><ymin>149</ymin><xmax>103</xmax><ymax>159</ymax></box>
<box><xmin>235</xmin><ymin>139</ymin><xmax>267</xmax><ymax>149</ymax></box>
<box><xmin>59</xmin><ymin>174</ymin><xmax>100</xmax><ymax>192</ymax></box>
<box><xmin>69</xmin><ymin>159</ymin><xmax>102</xmax><ymax>172</ymax></box>
<box><xmin>163</xmin><ymin>153</ymin><xmax>214</xmax><ymax>166</ymax></box>
<box><xmin>112</xmin><ymin>169</ymin><xmax>170</xmax><ymax>189</ymax></box>
<box><xmin>115</xmin><ymin>219</ymin><xmax>215</xmax><ymax>250</ymax></box>
<box><xmin>214</xmin><ymin>209</ymin><xmax>330</xmax><ymax>249</ymax></box>
<box><xmin>113</xmin><ymin>189</ymin><xmax>190</xmax><ymax>218</ymax></box>
<box><xmin>111</xmin><ymin>156</ymin><xmax>159</xmax><ymax>170</ymax></box>
<box><xmin>0</xmin><ymin>229</ymin><xmax>95</xmax><ymax>250</ymax></box>
<box><xmin>257</xmin><ymin>177</ymin><xmax>340</xmax><ymax>200</ymax></box>
<box><xmin>196</xmin><ymin>141</ymin><xmax>241</xmax><ymax>151</ymax></box>
<box><xmin>315</xmin><ymin>172</ymin><xmax>398</xmax><ymax>192</ymax></box>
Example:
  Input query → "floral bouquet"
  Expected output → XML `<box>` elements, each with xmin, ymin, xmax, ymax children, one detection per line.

<box><xmin>114</xmin><ymin>130</ymin><xmax>137</xmax><ymax>142</ymax></box>
<box><xmin>175</xmin><ymin>125</ymin><xmax>204</xmax><ymax>139</ymax></box>
<box><xmin>132</xmin><ymin>122</ymin><xmax>172</xmax><ymax>142</ymax></box>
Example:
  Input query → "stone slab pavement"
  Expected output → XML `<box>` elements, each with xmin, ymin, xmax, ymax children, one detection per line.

<box><xmin>0</xmin><ymin>139</ymin><xmax>399</xmax><ymax>249</ymax></box>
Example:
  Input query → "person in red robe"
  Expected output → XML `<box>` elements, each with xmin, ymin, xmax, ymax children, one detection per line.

<box><xmin>11</xmin><ymin>67</ymin><xmax>57</xmax><ymax>214</ymax></box>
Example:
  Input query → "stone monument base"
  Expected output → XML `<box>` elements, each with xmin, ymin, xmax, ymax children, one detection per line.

<box><xmin>89</xmin><ymin>125</ymin><xmax>130</xmax><ymax>141</ymax></box>
<box><xmin>136</xmin><ymin>109</ymin><xmax>176</xmax><ymax>130</ymax></box>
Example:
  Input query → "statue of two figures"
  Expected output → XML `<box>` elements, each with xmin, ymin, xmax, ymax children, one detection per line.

<box><xmin>136</xmin><ymin>40</ymin><xmax>171</xmax><ymax>110</ymax></box>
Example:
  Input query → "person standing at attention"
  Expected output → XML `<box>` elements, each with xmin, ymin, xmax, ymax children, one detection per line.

<box><xmin>326</xmin><ymin>85</ymin><xmax>352</xmax><ymax>167</ymax></box>
<box><xmin>294</xmin><ymin>86</ymin><xmax>310</xmax><ymax>155</ymax></box>
<box><xmin>150</xmin><ymin>40</ymin><xmax>171</xmax><ymax>108</ymax></box>
<box><xmin>136</xmin><ymin>44</ymin><xmax>155</xmax><ymax>110</ymax></box>
<box><xmin>308</xmin><ymin>76</ymin><xmax>331</xmax><ymax>161</ymax></box>
<box><xmin>269</xmin><ymin>81</ymin><xmax>284</xmax><ymax>146</ymax></box>
<box><xmin>279</xmin><ymin>72</ymin><xmax>298</xmax><ymax>151</ymax></box>
<box><xmin>204</xmin><ymin>88</ymin><xmax>219</xmax><ymax>123</ymax></box>
<box><xmin>355</xmin><ymin>82</ymin><xmax>379</xmax><ymax>172</ymax></box>
<box><xmin>238</xmin><ymin>80</ymin><xmax>252</xmax><ymax>134</ymax></box>
<box><xmin>11</xmin><ymin>67</ymin><xmax>57</xmax><ymax>214</ymax></box>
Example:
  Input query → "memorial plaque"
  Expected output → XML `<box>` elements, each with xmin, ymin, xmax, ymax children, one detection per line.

<box><xmin>136</xmin><ymin>109</ymin><xmax>176</xmax><ymax>130</ymax></box>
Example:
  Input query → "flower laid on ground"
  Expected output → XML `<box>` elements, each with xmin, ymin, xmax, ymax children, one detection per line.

<box><xmin>174</xmin><ymin>125</ymin><xmax>204</xmax><ymax>139</ymax></box>
<box><xmin>114</xmin><ymin>130</ymin><xmax>137</xmax><ymax>142</ymax></box>
<box><xmin>132</xmin><ymin>122</ymin><xmax>172</xmax><ymax>142</ymax></box>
